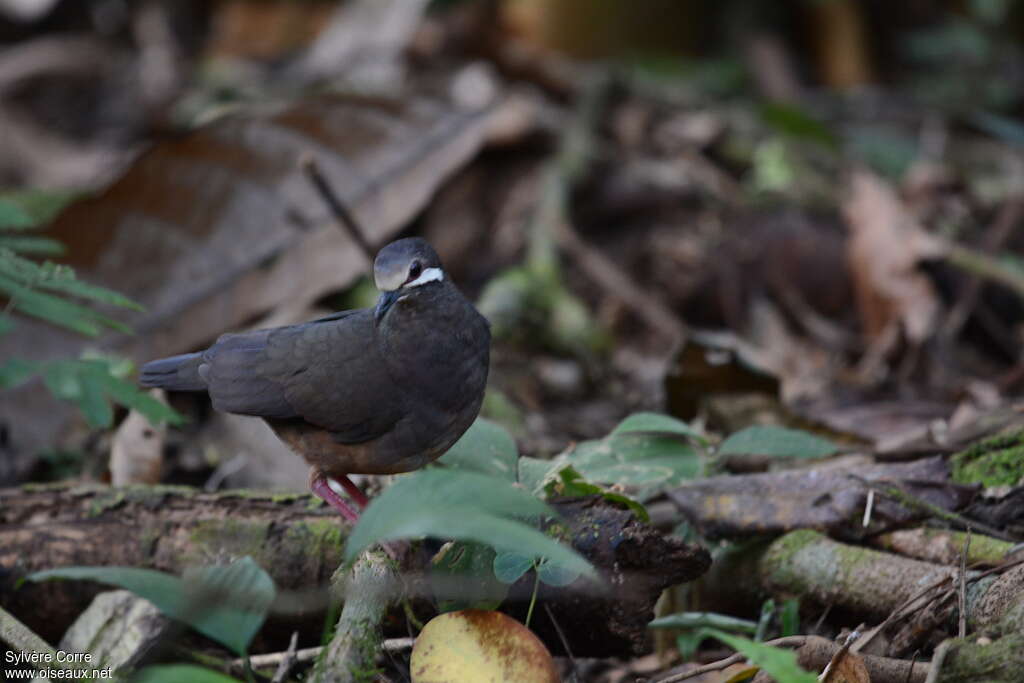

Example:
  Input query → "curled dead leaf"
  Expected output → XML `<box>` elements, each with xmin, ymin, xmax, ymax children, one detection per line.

<box><xmin>842</xmin><ymin>170</ymin><xmax>944</xmax><ymax>344</ymax></box>
<box><xmin>109</xmin><ymin>389</ymin><xmax>166</xmax><ymax>485</ymax></box>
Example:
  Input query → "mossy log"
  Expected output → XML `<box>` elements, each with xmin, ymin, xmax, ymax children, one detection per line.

<box><xmin>0</xmin><ymin>485</ymin><xmax>709</xmax><ymax>657</ymax></box>
<box><xmin>0</xmin><ymin>483</ymin><xmax>346</xmax><ymax>643</ymax></box>
<box><xmin>871</xmin><ymin>528</ymin><xmax>1016</xmax><ymax>566</ymax></box>
<box><xmin>703</xmin><ymin>530</ymin><xmax>1024</xmax><ymax>636</ymax></box>
<box><xmin>936</xmin><ymin>634</ymin><xmax>1024</xmax><ymax>683</ymax></box>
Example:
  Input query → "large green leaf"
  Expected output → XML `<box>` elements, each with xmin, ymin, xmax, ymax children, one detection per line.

<box><xmin>345</xmin><ymin>469</ymin><xmax>595</xmax><ymax>579</ymax></box>
<box><xmin>517</xmin><ymin>456</ymin><xmax>563</xmax><ymax>497</ymax></box>
<box><xmin>28</xmin><ymin>557</ymin><xmax>274</xmax><ymax>655</ymax></box>
<box><xmin>132</xmin><ymin>665</ymin><xmax>241</xmax><ymax>683</ymax></box>
<box><xmin>701</xmin><ymin>629</ymin><xmax>817</xmax><ymax>683</ymax></box>
<box><xmin>436</xmin><ymin>418</ymin><xmax>518</xmax><ymax>481</ymax></box>
<box><xmin>430</xmin><ymin>541</ymin><xmax>509</xmax><ymax>612</ymax></box>
<box><xmin>717</xmin><ymin>425</ymin><xmax>838</xmax><ymax>459</ymax></box>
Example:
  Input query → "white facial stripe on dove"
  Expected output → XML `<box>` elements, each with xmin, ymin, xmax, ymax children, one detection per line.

<box><xmin>404</xmin><ymin>267</ymin><xmax>444</xmax><ymax>288</ymax></box>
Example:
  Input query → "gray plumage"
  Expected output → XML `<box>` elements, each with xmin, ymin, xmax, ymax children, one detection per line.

<box><xmin>140</xmin><ymin>238</ymin><xmax>490</xmax><ymax>478</ymax></box>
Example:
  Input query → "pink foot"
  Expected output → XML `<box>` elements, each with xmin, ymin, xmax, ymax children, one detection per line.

<box><xmin>310</xmin><ymin>470</ymin><xmax>360</xmax><ymax>523</ymax></box>
<box><xmin>336</xmin><ymin>475</ymin><xmax>370</xmax><ymax>509</ymax></box>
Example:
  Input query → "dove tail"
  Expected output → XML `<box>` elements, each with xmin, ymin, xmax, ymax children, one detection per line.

<box><xmin>139</xmin><ymin>353</ymin><xmax>206</xmax><ymax>391</ymax></box>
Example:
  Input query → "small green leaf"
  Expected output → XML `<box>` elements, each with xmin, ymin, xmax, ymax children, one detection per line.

<box><xmin>700</xmin><ymin>629</ymin><xmax>817</xmax><ymax>683</ymax></box>
<box><xmin>437</xmin><ymin>418</ymin><xmax>519</xmax><ymax>481</ymax></box>
<box><xmin>649</xmin><ymin>612</ymin><xmax>758</xmax><ymax>633</ymax></box>
<box><xmin>493</xmin><ymin>551</ymin><xmax>533</xmax><ymax>584</ymax></box>
<box><xmin>517</xmin><ymin>456</ymin><xmax>564</xmax><ymax>496</ymax></box>
<box><xmin>87</xmin><ymin>363</ymin><xmax>184</xmax><ymax>425</ymax></box>
<box><xmin>0</xmin><ymin>236</ymin><xmax>65</xmax><ymax>256</ymax></box>
<box><xmin>42</xmin><ymin>361</ymin><xmax>82</xmax><ymax>400</ymax></box>
<box><xmin>0</xmin><ymin>199</ymin><xmax>34</xmax><ymax>229</ymax></box>
<box><xmin>0</xmin><ymin>273</ymin><xmax>106</xmax><ymax>336</ymax></box>
<box><xmin>612</xmin><ymin>412</ymin><xmax>706</xmax><ymax>443</ymax></box>
<box><xmin>28</xmin><ymin>557</ymin><xmax>275</xmax><ymax>656</ymax></box>
<box><xmin>564</xmin><ymin>431</ymin><xmax>701</xmax><ymax>501</ymax></box>
<box><xmin>77</xmin><ymin>370</ymin><xmax>113</xmax><ymax>427</ymax></box>
<box><xmin>756</xmin><ymin>598</ymin><xmax>775</xmax><ymax>641</ymax></box>
<box><xmin>549</xmin><ymin>467</ymin><xmax>650</xmax><ymax>522</ymax></box>
<box><xmin>0</xmin><ymin>358</ymin><xmax>36</xmax><ymax>387</ymax></box>
<box><xmin>133</xmin><ymin>664</ymin><xmax>241</xmax><ymax>683</ymax></box>
<box><xmin>346</xmin><ymin>469</ymin><xmax>595</xmax><ymax>579</ymax></box>
<box><xmin>675</xmin><ymin>631</ymin><xmax>709</xmax><ymax>661</ymax></box>
<box><xmin>0</xmin><ymin>249</ymin><xmax>142</xmax><ymax>312</ymax></box>
<box><xmin>536</xmin><ymin>558</ymin><xmax>580</xmax><ymax>587</ymax></box>
<box><xmin>780</xmin><ymin>599</ymin><xmax>800</xmax><ymax>637</ymax></box>
<box><xmin>717</xmin><ymin>426</ymin><xmax>838</xmax><ymax>459</ymax></box>
<box><xmin>760</xmin><ymin>102</ymin><xmax>838</xmax><ymax>149</ymax></box>
<box><xmin>0</xmin><ymin>188</ymin><xmax>81</xmax><ymax>226</ymax></box>
<box><xmin>970</xmin><ymin>110</ymin><xmax>1024</xmax><ymax>147</ymax></box>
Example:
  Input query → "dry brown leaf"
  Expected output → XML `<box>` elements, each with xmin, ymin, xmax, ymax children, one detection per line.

<box><xmin>842</xmin><ymin>170</ymin><xmax>943</xmax><ymax>344</ymax></box>
<box><xmin>3</xmin><ymin>82</ymin><xmax>499</xmax><ymax>462</ymax></box>
<box><xmin>828</xmin><ymin>649</ymin><xmax>872</xmax><ymax>683</ymax></box>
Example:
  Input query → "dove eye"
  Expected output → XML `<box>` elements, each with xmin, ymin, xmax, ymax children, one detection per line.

<box><xmin>408</xmin><ymin>261</ymin><xmax>422</xmax><ymax>281</ymax></box>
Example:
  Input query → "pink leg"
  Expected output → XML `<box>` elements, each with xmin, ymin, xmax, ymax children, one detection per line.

<box><xmin>309</xmin><ymin>470</ymin><xmax>360</xmax><ymax>523</ymax></box>
<box><xmin>336</xmin><ymin>475</ymin><xmax>370</xmax><ymax>509</ymax></box>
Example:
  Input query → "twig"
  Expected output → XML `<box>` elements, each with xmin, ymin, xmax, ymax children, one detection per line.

<box><xmin>958</xmin><ymin>529</ymin><xmax>971</xmax><ymax>639</ymax></box>
<box><xmin>820</xmin><ymin>629</ymin><xmax>860</xmax><ymax>683</ymax></box>
<box><xmin>941</xmin><ymin>238</ymin><xmax>1024</xmax><ymax>303</ymax></box>
<box><xmin>923</xmin><ymin>639</ymin><xmax>952</xmax><ymax>683</ymax></box>
<box><xmin>544</xmin><ymin>603</ymin><xmax>580</xmax><ymax>682</ymax></box>
<box><xmin>300</xmin><ymin>154</ymin><xmax>376</xmax><ymax>263</ymax></box>
<box><xmin>904</xmin><ymin>651</ymin><xmax>920</xmax><ymax>683</ymax></box>
<box><xmin>848</xmin><ymin>474</ymin><xmax>1015</xmax><ymax>542</ymax></box>
<box><xmin>943</xmin><ymin>198</ymin><xmax>1024</xmax><ymax>338</ymax></box>
<box><xmin>229</xmin><ymin>638</ymin><xmax>414</xmax><ymax>673</ymax></box>
<box><xmin>0</xmin><ymin>605</ymin><xmax>74</xmax><ymax>675</ymax></box>
<box><xmin>271</xmin><ymin>632</ymin><xmax>299</xmax><ymax>683</ymax></box>
<box><xmin>556</xmin><ymin>221</ymin><xmax>686</xmax><ymax>342</ymax></box>
<box><xmin>654</xmin><ymin>636</ymin><xmax>808</xmax><ymax>683</ymax></box>
<box><xmin>538</xmin><ymin>70</ymin><xmax>686</xmax><ymax>343</ymax></box>
<box><xmin>853</xmin><ymin>576</ymin><xmax>951</xmax><ymax>654</ymax></box>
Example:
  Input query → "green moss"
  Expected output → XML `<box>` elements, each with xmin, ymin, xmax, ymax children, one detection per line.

<box><xmin>951</xmin><ymin>428</ymin><xmax>1024</xmax><ymax>487</ymax></box>
<box><xmin>281</xmin><ymin>519</ymin><xmax>346</xmax><ymax>556</ymax></box>
<box><xmin>759</xmin><ymin>530</ymin><xmax>826</xmax><ymax>594</ymax></box>
<box><xmin>88</xmin><ymin>490</ymin><xmax>127</xmax><ymax>516</ymax></box>
<box><xmin>84</xmin><ymin>484</ymin><xmax>195</xmax><ymax>517</ymax></box>
<box><xmin>765</xmin><ymin>529</ymin><xmax>823</xmax><ymax>566</ymax></box>
<box><xmin>188</xmin><ymin>518</ymin><xmax>271</xmax><ymax>562</ymax></box>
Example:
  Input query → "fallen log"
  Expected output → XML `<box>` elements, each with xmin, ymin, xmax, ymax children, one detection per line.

<box><xmin>0</xmin><ymin>484</ymin><xmax>709</xmax><ymax>657</ymax></box>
